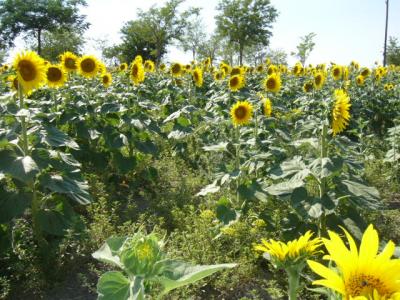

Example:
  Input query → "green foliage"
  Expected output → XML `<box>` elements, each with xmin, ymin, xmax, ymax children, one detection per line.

<box><xmin>387</xmin><ymin>36</ymin><xmax>400</xmax><ymax>66</ymax></box>
<box><xmin>92</xmin><ymin>231</ymin><xmax>236</xmax><ymax>299</ymax></box>
<box><xmin>291</xmin><ymin>32</ymin><xmax>316</xmax><ymax>65</ymax></box>
<box><xmin>215</xmin><ymin>0</ymin><xmax>278</xmax><ymax>65</ymax></box>
<box><xmin>0</xmin><ymin>0</ymin><xmax>88</xmax><ymax>55</ymax></box>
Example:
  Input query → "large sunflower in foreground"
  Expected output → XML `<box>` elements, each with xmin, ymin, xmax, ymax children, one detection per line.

<box><xmin>230</xmin><ymin>100</ymin><xmax>253</xmax><ymax>126</ymax></box>
<box><xmin>192</xmin><ymin>67</ymin><xmax>203</xmax><ymax>87</ymax></box>
<box><xmin>13</xmin><ymin>50</ymin><xmax>47</xmax><ymax>92</ymax></box>
<box><xmin>263</xmin><ymin>73</ymin><xmax>281</xmax><ymax>93</ymax></box>
<box><xmin>77</xmin><ymin>55</ymin><xmax>100</xmax><ymax>78</ymax></box>
<box><xmin>60</xmin><ymin>51</ymin><xmax>78</xmax><ymax>72</ymax></box>
<box><xmin>332</xmin><ymin>89</ymin><xmax>351</xmax><ymax>135</ymax></box>
<box><xmin>130</xmin><ymin>60</ymin><xmax>145</xmax><ymax>85</ymax></box>
<box><xmin>228</xmin><ymin>75</ymin><xmax>245</xmax><ymax>92</ymax></box>
<box><xmin>46</xmin><ymin>65</ymin><xmax>67</xmax><ymax>88</ymax></box>
<box><xmin>307</xmin><ymin>225</ymin><xmax>400</xmax><ymax>300</ymax></box>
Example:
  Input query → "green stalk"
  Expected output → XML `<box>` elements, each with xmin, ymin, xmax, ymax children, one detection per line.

<box><xmin>286</xmin><ymin>268</ymin><xmax>300</xmax><ymax>300</ymax></box>
<box><xmin>235</xmin><ymin>125</ymin><xmax>240</xmax><ymax>206</ymax></box>
<box><xmin>318</xmin><ymin>123</ymin><xmax>328</xmax><ymax>236</ymax></box>
<box><xmin>18</xmin><ymin>84</ymin><xmax>29</xmax><ymax>155</ymax></box>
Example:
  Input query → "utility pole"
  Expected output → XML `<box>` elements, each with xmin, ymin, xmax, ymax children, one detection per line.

<box><xmin>383</xmin><ymin>0</ymin><xmax>389</xmax><ymax>66</ymax></box>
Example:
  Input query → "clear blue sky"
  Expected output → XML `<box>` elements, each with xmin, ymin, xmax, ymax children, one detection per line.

<box><xmin>9</xmin><ymin>0</ymin><xmax>400</xmax><ymax>67</ymax></box>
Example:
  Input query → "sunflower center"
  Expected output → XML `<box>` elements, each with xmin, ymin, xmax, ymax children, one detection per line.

<box><xmin>346</xmin><ymin>274</ymin><xmax>390</xmax><ymax>298</ymax></box>
<box><xmin>47</xmin><ymin>67</ymin><xmax>62</xmax><ymax>82</ymax></box>
<box><xmin>333</xmin><ymin>68</ymin><xmax>340</xmax><ymax>77</ymax></box>
<box><xmin>234</xmin><ymin>106</ymin><xmax>247</xmax><ymax>119</ymax></box>
<box><xmin>266</xmin><ymin>78</ymin><xmax>276</xmax><ymax>90</ymax></box>
<box><xmin>315</xmin><ymin>75</ymin><xmax>322</xmax><ymax>85</ymax></box>
<box><xmin>132</xmin><ymin>64</ymin><xmax>139</xmax><ymax>77</ymax></box>
<box><xmin>65</xmin><ymin>58</ymin><xmax>76</xmax><ymax>69</ymax></box>
<box><xmin>230</xmin><ymin>76</ymin><xmax>239</xmax><ymax>87</ymax></box>
<box><xmin>81</xmin><ymin>58</ymin><xmax>95</xmax><ymax>73</ymax></box>
<box><xmin>194</xmin><ymin>72</ymin><xmax>199</xmax><ymax>81</ymax></box>
<box><xmin>102</xmin><ymin>75</ymin><xmax>109</xmax><ymax>84</ymax></box>
<box><xmin>18</xmin><ymin>60</ymin><xmax>37</xmax><ymax>81</ymax></box>
<box><xmin>172</xmin><ymin>64</ymin><xmax>181</xmax><ymax>74</ymax></box>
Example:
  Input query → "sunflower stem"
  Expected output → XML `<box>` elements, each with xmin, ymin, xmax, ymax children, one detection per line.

<box><xmin>286</xmin><ymin>268</ymin><xmax>300</xmax><ymax>300</ymax></box>
<box><xmin>18</xmin><ymin>83</ymin><xmax>29</xmax><ymax>155</ymax></box>
<box><xmin>235</xmin><ymin>125</ymin><xmax>240</xmax><ymax>206</ymax></box>
<box><xmin>318</xmin><ymin>123</ymin><xmax>328</xmax><ymax>236</ymax></box>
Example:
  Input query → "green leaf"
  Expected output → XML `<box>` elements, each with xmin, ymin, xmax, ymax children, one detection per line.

<box><xmin>341</xmin><ymin>179</ymin><xmax>380</xmax><ymax>209</ymax></box>
<box><xmin>40</xmin><ymin>174</ymin><xmax>92</xmax><ymax>205</ymax></box>
<box><xmin>92</xmin><ymin>236</ymin><xmax>126</xmax><ymax>268</ymax></box>
<box><xmin>266</xmin><ymin>179</ymin><xmax>304</xmax><ymax>196</ymax></box>
<box><xmin>41</xmin><ymin>126</ymin><xmax>79</xmax><ymax>150</ymax></box>
<box><xmin>97</xmin><ymin>271</ymin><xmax>130</xmax><ymax>300</ymax></box>
<box><xmin>216</xmin><ymin>198</ymin><xmax>239</xmax><ymax>224</ymax></box>
<box><xmin>203</xmin><ymin>142</ymin><xmax>229</xmax><ymax>152</ymax></box>
<box><xmin>270</xmin><ymin>156</ymin><xmax>306</xmax><ymax>180</ymax></box>
<box><xmin>112</xmin><ymin>152</ymin><xmax>137</xmax><ymax>175</ymax></box>
<box><xmin>238</xmin><ymin>180</ymin><xmax>269</xmax><ymax>202</ymax></box>
<box><xmin>196</xmin><ymin>182</ymin><xmax>220</xmax><ymax>197</ymax></box>
<box><xmin>159</xmin><ymin>260</ymin><xmax>236</xmax><ymax>295</ymax></box>
<box><xmin>0</xmin><ymin>150</ymin><xmax>39</xmax><ymax>183</ymax></box>
<box><xmin>0</xmin><ymin>187</ymin><xmax>31</xmax><ymax>223</ymax></box>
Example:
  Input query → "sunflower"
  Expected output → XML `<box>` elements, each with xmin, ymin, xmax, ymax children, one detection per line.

<box><xmin>230</xmin><ymin>100</ymin><xmax>253</xmax><ymax>126</ymax></box>
<box><xmin>77</xmin><ymin>55</ymin><xmax>100</xmax><ymax>78</ymax></box>
<box><xmin>101</xmin><ymin>73</ymin><xmax>112</xmax><ymax>88</ymax></box>
<box><xmin>7</xmin><ymin>75</ymin><xmax>19</xmax><ymax>91</ymax></box>
<box><xmin>159</xmin><ymin>63</ymin><xmax>166</xmax><ymax>72</ymax></box>
<box><xmin>263</xmin><ymin>73</ymin><xmax>281</xmax><ymax>93</ymax></box>
<box><xmin>60</xmin><ymin>51</ymin><xmax>78</xmax><ymax>72</ymax></box>
<box><xmin>360</xmin><ymin>67</ymin><xmax>371</xmax><ymax>77</ymax></box>
<box><xmin>263</xmin><ymin>98</ymin><xmax>272</xmax><ymax>117</ymax></box>
<box><xmin>303</xmin><ymin>81</ymin><xmax>314</xmax><ymax>93</ymax></box>
<box><xmin>228</xmin><ymin>74</ymin><xmax>245</xmax><ymax>92</ymax></box>
<box><xmin>230</xmin><ymin>66</ymin><xmax>243</xmax><ymax>76</ymax></box>
<box><xmin>214</xmin><ymin>70</ymin><xmax>224</xmax><ymax>81</ymax></box>
<box><xmin>220</xmin><ymin>63</ymin><xmax>231</xmax><ymax>75</ymax></box>
<box><xmin>332</xmin><ymin>65</ymin><xmax>343</xmax><ymax>80</ymax></box>
<box><xmin>314</xmin><ymin>72</ymin><xmax>326</xmax><ymax>89</ymax></box>
<box><xmin>384</xmin><ymin>83</ymin><xmax>394</xmax><ymax>91</ymax></box>
<box><xmin>119</xmin><ymin>63</ymin><xmax>128</xmax><ymax>72</ymax></box>
<box><xmin>307</xmin><ymin>225</ymin><xmax>400</xmax><ymax>299</ymax></box>
<box><xmin>192</xmin><ymin>67</ymin><xmax>203</xmax><ymax>87</ymax></box>
<box><xmin>356</xmin><ymin>75</ymin><xmax>365</xmax><ymax>86</ymax></box>
<box><xmin>13</xmin><ymin>50</ymin><xmax>47</xmax><ymax>93</ymax></box>
<box><xmin>170</xmin><ymin>63</ymin><xmax>183</xmax><ymax>77</ymax></box>
<box><xmin>254</xmin><ymin>231</ymin><xmax>322</xmax><ymax>266</ymax></box>
<box><xmin>332</xmin><ymin>89</ymin><xmax>351</xmax><ymax>136</ymax></box>
<box><xmin>256</xmin><ymin>64</ymin><xmax>264</xmax><ymax>73</ymax></box>
<box><xmin>144</xmin><ymin>60</ymin><xmax>155</xmax><ymax>73</ymax></box>
<box><xmin>134</xmin><ymin>55</ymin><xmax>143</xmax><ymax>64</ymax></box>
<box><xmin>267</xmin><ymin>65</ymin><xmax>278</xmax><ymax>75</ymax></box>
<box><xmin>46</xmin><ymin>65</ymin><xmax>67</xmax><ymax>88</ymax></box>
<box><xmin>130</xmin><ymin>60</ymin><xmax>145</xmax><ymax>85</ymax></box>
<box><xmin>292</xmin><ymin>63</ymin><xmax>303</xmax><ymax>76</ymax></box>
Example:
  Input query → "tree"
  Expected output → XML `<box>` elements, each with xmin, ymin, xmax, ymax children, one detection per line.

<box><xmin>215</xmin><ymin>0</ymin><xmax>278</xmax><ymax>65</ymax></box>
<box><xmin>291</xmin><ymin>32</ymin><xmax>316</xmax><ymax>65</ymax></box>
<box><xmin>28</xmin><ymin>29</ymin><xmax>84</xmax><ymax>62</ymax></box>
<box><xmin>197</xmin><ymin>34</ymin><xmax>221</xmax><ymax>65</ymax></box>
<box><xmin>266</xmin><ymin>48</ymin><xmax>287</xmax><ymax>65</ymax></box>
<box><xmin>179</xmin><ymin>16</ymin><xmax>206</xmax><ymax>61</ymax></box>
<box><xmin>0</xmin><ymin>0</ymin><xmax>89</xmax><ymax>55</ymax></box>
<box><xmin>387</xmin><ymin>36</ymin><xmax>400</xmax><ymax>66</ymax></box>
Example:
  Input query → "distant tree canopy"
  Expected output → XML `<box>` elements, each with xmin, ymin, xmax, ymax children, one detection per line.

<box><xmin>0</xmin><ymin>0</ymin><xmax>89</xmax><ymax>55</ymax></box>
<box><xmin>387</xmin><ymin>37</ymin><xmax>400</xmax><ymax>66</ymax></box>
<box><xmin>179</xmin><ymin>16</ymin><xmax>206</xmax><ymax>61</ymax></box>
<box><xmin>105</xmin><ymin>0</ymin><xmax>199</xmax><ymax>64</ymax></box>
<box><xmin>215</xmin><ymin>0</ymin><xmax>278</xmax><ymax>65</ymax></box>
<box><xmin>291</xmin><ymin>32</ymin><xmax>316</xmax><ymax>65</ymax></box>
<box><xmin>28</xmin><ymin>29</ymin><xmax>84</xmax><ymax>62</ymax></box>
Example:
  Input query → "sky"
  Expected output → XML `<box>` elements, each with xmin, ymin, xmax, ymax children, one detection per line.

<box><xmin>9</xmin><ymin>0</ymin><xmax>400</xmax><ymax>67</ymax></box>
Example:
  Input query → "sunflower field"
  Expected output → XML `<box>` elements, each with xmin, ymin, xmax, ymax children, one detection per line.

<box><xmin>0</xmin><ymin>51</ymin><xmax>400</xmax><ymax>299</ymax></box>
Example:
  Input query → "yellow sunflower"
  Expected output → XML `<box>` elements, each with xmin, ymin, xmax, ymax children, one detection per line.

<box><xmin>303</xmin><ymin>81</ymin><xmax>314</xmax><ymax>93</ymax></box>
<box><xmin>7</xmin><ymin>75</ymin><xmax>19</xmax><ymax>91</ymax></box>
<box><xmin>134</xmin><ymin>55</ymin><xmax>143</xmax><ymax>64</ymax></box>
<box><xmin>213</xmin><ymin>70</ymin><xmax>224</xmax><ymax>81</ymax></box>
<box><xmin>263</xmin><ymin>98</ymin><xmax>272</xmax><ymax>117</ymax></box>
<box><xmin>314</xmin><ymin>72</ymin><xmax>326</xmax><ymax>89</ymax></box>
<box><xmin>230</xmin><ymin>66</ymin><xmax>244</xmax><ymax>76</ymax></box>
<box><xmin>384</xmin><ymin>83</ymin><xmax>394</xmax><ymax>91</ymax></box>
<box><xmin>220</xmin><ymin>63</ymin><xmax>231</xmax><ymax>75</ymax></box>
<box><xmin>230</xmin><ymin>100</ymin><xmax>253</xmax><ymax>126</ymax></box>
<box><xmin>267</xmin><ymin>65</ymin><xmax>278</xmax><ymax>75</ymax></box>
<box><xmin>144</xmin><ymin>60</ymin><xmax>155</xmax><ymax>73</ymax></box>
<box><xmin>77</xmin><ymin>55</ymin><xmax>100</xmax><ymax>78</ymax></box>
<box><xmin>159</xmin><ymin>63</ymin><xmax>166</xmax><ymax>72</ymax></box>
<box><xmin>192</xmin><ymin>67</ymin><xmax>203</xmax><ymax>87</ymax></box>
<box><xmin>60</xmin><ymin>51</ymin><xmax>78</xmax><ymax>72</ymax></box>
<box><xmin>13</xmin><ymin>50</ymin><xmax>47</xmax><ymax>93</ymax></box>
<box><xmin>254</xmin><ymin>231</ymin><xmax>322</xmax><ymax>265</ymax></box>
<box><xmin>356</xmin><ymin>75</ymin><xmax>365</xmax><ymax>86</ymax></box>
<box><xmin>263</xmin><ymin>73</ymin><xmax>281</xmax><ymax>93</ymax></box>
<box><xmin>130</xmin><ymin>60</ymin><xmax>145</xmax><ymax>85</ymax></box>
<box><xmin>256</xmin><ymin>64</ymin><xmax>264</xmax><ymax>73</ymax></box>
<box><xmin>360</xmin><ymin>68</ymin><xmax>371</xmax><ymax>77</ymax></box>
<box><xmin>170</xmin><ymin>63</ymin><xmax>183</xmax><ymax>77</ymax></box>
<box><xmin>46</xmin><ymin>65</ymin><xmax>67</xmax><ymax>88</ymax></box>
<box><xmin>332</xmin><ymin>89</ymin><xmax>351</xmax><ymax>136</ymax></box>
<box><xmin>228</xmin><ymin>74</ymin><xmax>245</xmax><ymax>92</ymax></box>
<box><xmin>332</xmin><ymin>65</ymin><xmax>343</xmax><ymax>81</ymax></box>
<box><xmin>119</xmin><ymin>63</ymin><xmax>128</xmax><ymax>72</ymax></box>
<box><xmin>292</xmin><ymin>63</ymin><xmax>303</xmax><ymax>76</ymax></box>
<box><xmin>307</xmin><ymin>225</ymin><xmax>400</xmax><ymax>300</ymax></box>
<box><xmin>101</xmin><ymin>73</ymin><xmax>112</xmax><ymax>88</ymax></box>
